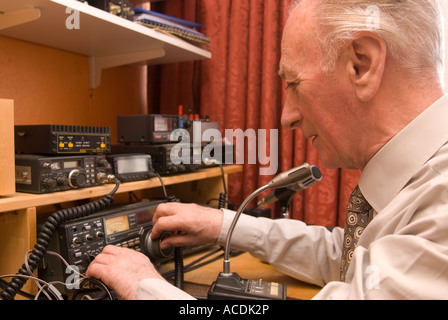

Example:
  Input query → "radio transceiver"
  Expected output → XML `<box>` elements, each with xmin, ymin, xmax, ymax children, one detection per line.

<box><xmin>117</xmin><ymin>114</ymin><xmax>182</xmax><ymax>144</ymax></box>
<box><xmin>39</xmin><ymin>200</ymin><xmax>209</xmax><ymax>291</ymax></box>
<box><xmin>112</xmin><ymin>144</ymin><xmax>203</xmax><ymax>175</ymax></box>
<box><xmin>39</xmin><ymin>201</ymin><xmax>168</xmax><ymax>276</ymax></box>
<box><xmin>106</xmin><ymin>154</ymin><xmax>156</xmax><ymax>182</ymax></box>
<box><xmin>15</xmin><ymin>154</ymin><xmax>110</xmax><ymax>194</ymax></box>
<box><xmin>15</xmin><ymin>125</ymin><xmax>111</xmax><ymax>155</ymax></box>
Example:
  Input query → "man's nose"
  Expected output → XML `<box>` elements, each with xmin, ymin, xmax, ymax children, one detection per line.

<box><xmin>281</xmin><ymin>98</ymin><xmax>302</xmax><ymax>130</ymax></box>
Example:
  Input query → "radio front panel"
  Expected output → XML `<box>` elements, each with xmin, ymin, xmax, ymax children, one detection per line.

<box><xmin>15</xmin><ymin>154</ymin><xmax>110</xmax><ymax>194</ymax></box>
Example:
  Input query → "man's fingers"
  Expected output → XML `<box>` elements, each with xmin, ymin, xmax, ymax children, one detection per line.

<box><xmin>159</xmin><ymin>233</ymin><xmax>202</xmax><ymax>249</ymax></box>
<box><xmin>153</xmin><ymin>203</ymin><xmax>182</xmax><ymax>224</ymax></box>
<box><xmin>150</xmin><ymin>216</ymin><xmax>185</xmax><ymax>239</ymax></box>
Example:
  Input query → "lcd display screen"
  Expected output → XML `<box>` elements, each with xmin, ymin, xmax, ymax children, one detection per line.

<box><xmin>116</xmin><ymin>157</ymin><xmax>148</xmax><ymax>174</ymax></box>
<box><xmin>64</xmin><ymin>160</ymin><xmax>80</xmax><ymax>168</ymax></box>
<box><xmin>135</xmin><ymin>208</ymin><xmax>157</xmax><ymax>225</ymax></box>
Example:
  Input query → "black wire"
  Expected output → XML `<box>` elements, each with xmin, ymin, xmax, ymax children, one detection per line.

<box><xmin>155</xmin><ymin>171</ymin><xmax>169</xmax><ymax>200</ymax></box>
<box><xmin>218</xmin><ymin>163</ymin><xmax>228</xmax><ymax>196</ymax></box>
<box><xmin>0</xmin><ymin>179</ymin><xmax>120</xmax><ymax>301</ymax></box>
<box><xmin>174</xmin><ymin>247</ymin><xmax>184</xmax><ymax>290</ymax></box>
<box><xmin>0</xmin><ymin>279</ymin><xmax>35</xmax><ymax>300</ymax></box>
<box><xmin>162</xmin><ymin>247</ymin><xmax>224</xmax><ymax>279</ymax></box>
<box><xmin>217</xmin><ymin>164</ymin><xmax>228</xmax><ymax>209</ymax></box>
<box><xmin>72</xmin><ymin>277</ymin><xmax>115</xmax><ymax>301</ymax></box>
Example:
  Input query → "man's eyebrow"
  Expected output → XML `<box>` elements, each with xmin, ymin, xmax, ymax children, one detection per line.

<box><xmin>278</xmin><ymin>66</ymin><xmax>286</xmax><ymax>79</ymax></box>
<box><xmin>279</xmin><ymin>66</ymin><xmax>302</xmax><ymax>84</ymax></box>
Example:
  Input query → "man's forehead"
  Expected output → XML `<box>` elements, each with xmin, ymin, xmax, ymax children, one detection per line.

<box><xmin>280</xmin><ymin>1</ymin><xmax>320</xmax><ymax>77</ymax></box>
<box><xmin>283</xmin><ymin>0</ymin><xmax>316</xmax><ymax>40</ymax></box>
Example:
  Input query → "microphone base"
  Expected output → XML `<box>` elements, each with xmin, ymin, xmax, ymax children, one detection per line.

<box><xmin>207</xmin><ymin>272</ymin><xmax>287</xmax><ymax>300</ymax></box>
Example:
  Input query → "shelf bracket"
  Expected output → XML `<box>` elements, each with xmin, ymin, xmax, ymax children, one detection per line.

<box><xmin>0</xmin><ymin>5</ymin><xmax>41</xmax><ymax>30</ymax></box>
<box><xmin>89</xmin><ymin>48</ymin><xmax>166</xmax><ymax>89</ymax></box>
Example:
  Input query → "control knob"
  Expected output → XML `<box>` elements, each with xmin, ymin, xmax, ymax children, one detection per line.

<box><xmin>42</xmin><ymin>178</ymin><xmax>57</xmax><ymax>189</ymax></box>
<box><xmin>68</xmin><ymin>170</ymin><xmax>87</xmax><ymax>188</ymax></box>
<box><xmin>96</xmin><ymin>158</ymin><xmax>109</xmax><ymax>168</ymax></box>
<box><xmin>56</xmin><ymin>176</ymin><xmax>68</xmax><ymax>187</ymax></box>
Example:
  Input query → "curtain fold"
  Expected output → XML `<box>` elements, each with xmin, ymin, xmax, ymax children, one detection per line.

<box><xmin>147</xmin><ymin>0</ymin><xmax>360</xmax><ymax>227</ymax></box>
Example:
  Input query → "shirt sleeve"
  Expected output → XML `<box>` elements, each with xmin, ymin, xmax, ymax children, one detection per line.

<box><xmin>217</xmin><ymin>209</ymin><xmax>345</xmax><ymax>287</ymax></box>
<box><xmin>134</xmin><ymin>279</ymin><xmax>197</xmax><ymax>300</ymax></box>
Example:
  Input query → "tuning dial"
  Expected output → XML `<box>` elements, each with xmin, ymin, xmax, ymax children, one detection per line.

<box><xmin>42</xmin><ymin>178</ymin><xmax>57</xmax><ymax>189</ymax></box>
<box><xmin>142</xmin><ymin>231</ymin><xmax>174</xmax><ymax>261</ymax></box>
<box><xmin>68</xmin><ymin>170</ymin><xmax>87</xmax><ymax>188</ymax></box>
<box><xmin>56</xmin><ymin>176</ymin><xmax>68</xmax><ymax>187</ymax></box>
<box><xmin>96</xmin><ymin>159</ymin><xmax>109</xmax><ymax>168</ymax></box>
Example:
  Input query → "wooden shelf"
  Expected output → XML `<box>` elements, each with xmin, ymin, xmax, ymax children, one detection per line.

<box><xmin>0</xmin><ymin>165</ymin><xmax>242</xmax><ymax>297</ymax></box>
<box><xmin>0</xmin><ymin>165</ymin><xmax>242</xmax><ymax>214</ymax></box>
<box><xmin>0</xmin><ymin>0</ymin><xmax>211</xmax><ymax>88</ymax></box>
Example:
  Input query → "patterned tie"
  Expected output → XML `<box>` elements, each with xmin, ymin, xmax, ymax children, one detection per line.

<box><xmin>340</xmin><ymin>186</ymin><xmax>373</xmax><ymax>282</ymax></box>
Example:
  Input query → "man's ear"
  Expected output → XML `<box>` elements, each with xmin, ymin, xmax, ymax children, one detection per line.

<box><xmin>346</xmin><ymin>32</ymin><xmax>387</xmax><ymax>102</ymax></box>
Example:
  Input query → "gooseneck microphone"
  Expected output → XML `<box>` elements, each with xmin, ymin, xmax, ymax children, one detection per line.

<box><xmin>208</xmin><ymin>163</ymin><xmax>322</xmax><ymax>300</ymax></box>
<box><xmin>222</xmin><ymin>163</ymin><xmax>321</xmax><ymax>275</ymax></box>
<box><xmin>257</xmin><ymin>165</ymin><xmax>322</xmax><ymax>207</ymax></box>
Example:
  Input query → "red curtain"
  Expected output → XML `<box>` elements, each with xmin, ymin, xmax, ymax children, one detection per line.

<box><xmin>147</xmin><ymin>0</ymin><xmax>361</xmax><ymax>227</ymax></box>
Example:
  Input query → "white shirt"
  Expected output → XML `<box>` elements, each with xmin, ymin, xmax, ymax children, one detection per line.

<box><xmin>135</xmin><ymin>94</ymin><xmax>448</xmax><ymax>300</ymax></box>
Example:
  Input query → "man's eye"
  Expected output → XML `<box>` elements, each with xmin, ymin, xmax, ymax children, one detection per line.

<box><xmin>286</xmin><ymin>82</ymin><xmax>299</xmax><ymax>90</ymax></box>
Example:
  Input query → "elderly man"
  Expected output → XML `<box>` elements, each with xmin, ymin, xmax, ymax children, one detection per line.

<box><xmin>87</xmin><ymin>0</ymin><xmax>448</xmax><ymax>299</ymax></box>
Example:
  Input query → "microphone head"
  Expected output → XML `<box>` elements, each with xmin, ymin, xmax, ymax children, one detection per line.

<box><xmin>267</xmin><ymin>163</ymin><xmax>322</xmax><ymax>189</ymax></box>
<box><xmin>291</xmin><ymin>165</ymin><xmax>322</xmax><ymax>191</ymax></box>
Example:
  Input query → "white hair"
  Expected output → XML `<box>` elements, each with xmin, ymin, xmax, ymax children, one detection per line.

<box><xmin>291</xmin><ymin>0</ymin><xmax>446</xmax><ymax>87</ymax></box>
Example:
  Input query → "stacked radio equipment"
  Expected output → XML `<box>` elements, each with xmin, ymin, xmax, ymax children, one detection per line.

<box><xmin>14</xmin><ymin>125</ymin><xmax>115</xmax><ymax>194</ymax></box>
<box><xmin>5</xmin><ymin>116</ymin><xmax>228</xmax><ymax>300</ymax></box>
<box><xmin>113</xmin><ymin>108</ymin><xmax>231</xmax><ymax>176</ymax></box>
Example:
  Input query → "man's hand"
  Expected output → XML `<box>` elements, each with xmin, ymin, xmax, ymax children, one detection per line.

<box><xmin>85</xmin><ymin>203</ymin><xmax>224</xmax><ymax>299</ymax></box>
<box><xmin>151</xmin><ymin>203</ymin><xmax>224</xmax><ymax>249</ymax></box>
<box><xmin>86</xmin><ymin>245</ymin><xmax>164</xmax><ymax>300</ymax></box>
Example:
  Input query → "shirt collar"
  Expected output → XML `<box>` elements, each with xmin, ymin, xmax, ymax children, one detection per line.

<box><xmin>359</xmin><ymin>94</ymin><xmax>448</xmax><ymax>212</ymax></box>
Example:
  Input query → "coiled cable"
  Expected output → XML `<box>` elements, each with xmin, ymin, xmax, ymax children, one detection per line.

<box><xmin>0</xmin><ymin>178</ymin><xmax>120</xmax><ymax>300</ymax></box>
<box><xmin>174</xmin><ymin>247</ymin><xmax>184</xmax><ymax>290</ymax></box>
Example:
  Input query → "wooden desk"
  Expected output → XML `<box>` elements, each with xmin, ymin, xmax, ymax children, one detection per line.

<box><xmin>159</xmin><ymin>248</ymin><xmax>321</xmax><ymax>300</ymax></box>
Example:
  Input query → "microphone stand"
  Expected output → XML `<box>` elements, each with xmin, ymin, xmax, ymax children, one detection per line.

<box><xmin>279</xmin><ymin>195</ymin><xmax>294</xmax><ymax>219</ymax></box>
<box><xmin>222</xmin><ymin>185</ymin><xmax>270</xmax><ymax>275</ymax></box>
<box><xmin>207</xmin><ymin>164</ymin><xmax>321</xmax><ymax>300</ymax></box>
<box><xmin>208</xmin><ymin>184</ymin><xmax>287</xmax><ymax>300</ymax></box>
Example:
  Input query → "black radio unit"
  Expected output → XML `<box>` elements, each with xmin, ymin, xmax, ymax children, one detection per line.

<box><xmin>117</xmin><ymin>114</ymin><xmax>182</xmax><ymax>145</ymax></box>
<box><xmin>15</xmin><ymin>124</ymin><xmax>111</xmax><ymax>155</ymax></box>
<box><xmin>56</xmin><ymin>201</ymin><xmax>167</xmax><ymax>273</ymax></box>
<box><xmin>106</xmin><ymin>154</ymin><xmax>156</xmax><ymax>182</ymax></box>
<box><xmin>111</xmin><ymin>143</ymin><xmax>203</xmax><ymax>175</ymax></box>
<box><xmin>15</xmin><ymin>154</ymin><xmax>110</xmax><ymax>194</ymax></box>
<box><xmin>38</xmin><ymin>199</ymin><xmax>214</xmax><ymax>298</ymax></box>
<box><xmin>38</xmin><ymin>200</ymin><xmax>171</xmax><ymax>295</ymax></box>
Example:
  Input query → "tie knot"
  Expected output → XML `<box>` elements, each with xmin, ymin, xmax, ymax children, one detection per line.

<box><xmin>347</xmin><ymin>185</ymin><xmax>372</xmax><ymax>214</ymax></box>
